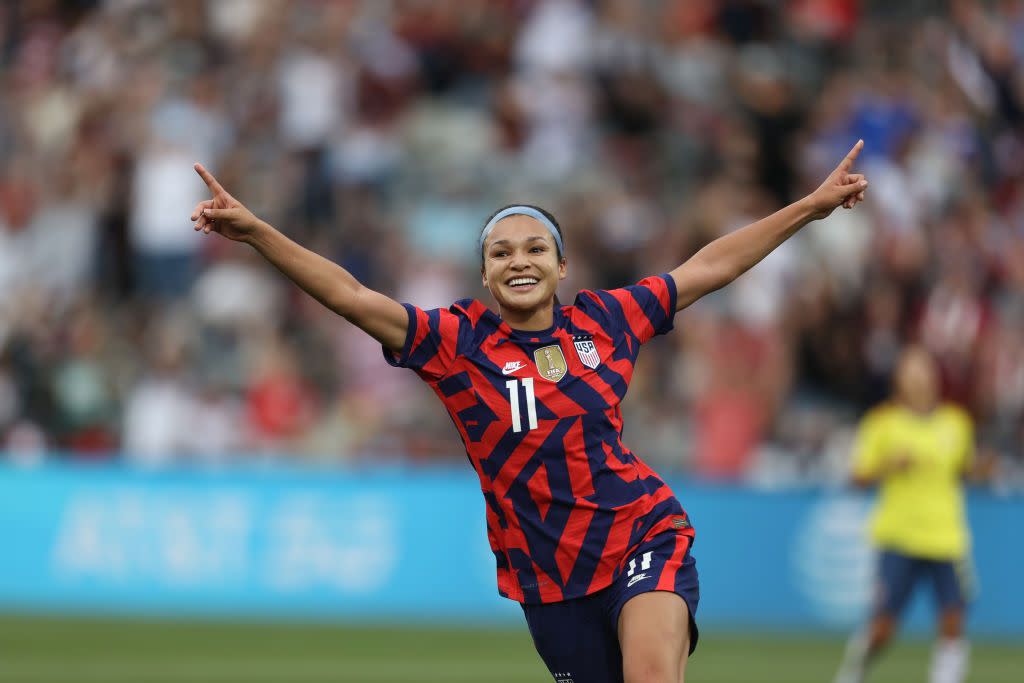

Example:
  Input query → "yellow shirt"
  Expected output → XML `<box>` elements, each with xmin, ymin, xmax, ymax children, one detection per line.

<box><xmin>852</xmin><ymin>402</ymin><xmax>973</xmax><ymax>560</ymax></box>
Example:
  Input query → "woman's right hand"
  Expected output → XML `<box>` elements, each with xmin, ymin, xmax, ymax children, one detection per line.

<box><xmin>190</xmin><ymin>163</ymin><xmax>263</xmax><ymax>243</ymax></box>
<box><xmin>883</xmin><ymin>450</ymin><xmax>914</xmax><ymax>476</ymax></box>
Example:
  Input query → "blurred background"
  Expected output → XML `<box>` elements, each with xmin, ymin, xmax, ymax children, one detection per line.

<box><xmin>0</xmin><ymin>0</ymin><xmax>1023</xmax><ymax>682</ymax></box>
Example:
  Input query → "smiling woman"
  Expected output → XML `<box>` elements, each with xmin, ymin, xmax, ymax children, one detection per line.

<box><xmin>479</xmin><ymin>205</ymin><xmax>567</xmax><ymax>331</ymax></box>
<box><xmin>189</xmin><ymin>140</ymin><xmax>868</xmax><ymax>683</ymax></box>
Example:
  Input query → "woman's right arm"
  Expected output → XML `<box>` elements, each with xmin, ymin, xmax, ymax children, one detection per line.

<box><xmin>190</xmin><ymin>163</ymin><xmax>408</xmax><ymax>352</ymax></box>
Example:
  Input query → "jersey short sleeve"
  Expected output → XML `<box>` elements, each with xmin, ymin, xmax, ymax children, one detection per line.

<box><xmin>852</xmin><ymin>408</ymin><xmax>885</xmax><ymax>479</ymax></box>
<box><xmin>575</xmin><ymin>274</ymin><xmax>677</xmax><ymax>344</ymax></box>
<box><xmin>949</xmin><ymin>406</ymin><xmax>975</xmax><ymax>474</ymax></box>
<box><xmin>382</xmin><ymin>303</ymin><xmax>465</xmax><ymax>382</ymax></box>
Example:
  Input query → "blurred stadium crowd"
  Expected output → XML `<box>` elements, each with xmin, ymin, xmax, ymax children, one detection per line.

<box><xmin>0</xmin><ymin>0</ymin><xmax>1022</xmax><ymax>486</ymax></box>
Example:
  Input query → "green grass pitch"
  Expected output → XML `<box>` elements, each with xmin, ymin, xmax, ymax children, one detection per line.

<box><xmin>0</xmin><ymin>613</ymin><xmax>1020</xmax><ymax>682</ymax></box>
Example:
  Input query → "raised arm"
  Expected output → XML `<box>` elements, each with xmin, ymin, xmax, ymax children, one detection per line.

<box><xmin>190</xmin><ymin>164</ymin><xmax>408</xmax><ymax>352</ymax></box>
<box><xmin>670</xmin><ymin>140</ymin><xmax>868</xmax><ymax>311</ymax></box>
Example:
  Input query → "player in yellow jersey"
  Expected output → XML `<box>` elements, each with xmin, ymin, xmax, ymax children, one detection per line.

<box><xmin>833</xmin><ymin>345</ymin><xmax>977</xmax><ymax>683</ymax></box>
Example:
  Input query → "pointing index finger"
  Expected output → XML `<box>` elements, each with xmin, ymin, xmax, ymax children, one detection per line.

<box><xmin>838</xmin><ymin>139</ymin><xmax>864</xmax><ymax>172</ymax></box>
<box><xmin>194</xmin><ymin>162</ymin><xmax>226</xmax><ymax>195</ymax></box>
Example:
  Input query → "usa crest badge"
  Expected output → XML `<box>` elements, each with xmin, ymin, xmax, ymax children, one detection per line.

<box><xmin>573</xmin><ymin>335</ymin><xmax>600</xmax><ymax>369</ymax></box>
<box><xmin>534</xmin><ymin>345</ymin><xmax>567</xmax><ymax>382</ymax></box>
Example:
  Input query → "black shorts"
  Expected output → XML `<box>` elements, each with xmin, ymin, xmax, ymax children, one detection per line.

<box><xmin>873</xmin><ymin>549</ymin><xmax>973</xmax><ymax>617</ymax></box>
<box><xmin>520</xmin><ymin>530</ymin><xmax>699</xmax><ymax>683</ymax></box>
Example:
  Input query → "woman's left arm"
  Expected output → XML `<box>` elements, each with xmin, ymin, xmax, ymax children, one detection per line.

<box><xmin>671</xmin><ymin>140</ymin><xmax>868</xmax><ymax>311</ymax></box>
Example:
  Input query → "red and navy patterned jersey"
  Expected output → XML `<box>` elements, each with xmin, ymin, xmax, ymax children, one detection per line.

<box><xmin>383</xmin><ymin>274</ymin><xmax>695</xmax><ymax>604</ymax></box>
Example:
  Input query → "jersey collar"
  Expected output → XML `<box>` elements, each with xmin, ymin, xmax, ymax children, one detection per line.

<box><xmin>491</xmin><ymin>303</ymin><xmax>567</xmax><ymax>341</ymax></box>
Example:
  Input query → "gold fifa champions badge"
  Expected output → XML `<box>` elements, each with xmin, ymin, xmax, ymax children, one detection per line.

<box><xmin>533</xmin><ymin>345</ymin><xmax>567</xmax><ymax>383</ymax></box>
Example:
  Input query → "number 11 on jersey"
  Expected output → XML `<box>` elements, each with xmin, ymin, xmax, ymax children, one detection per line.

<box><xmin>505</xmin><ymin>378</ymin><xmax>538</xmax><ymax>432</ymax></box>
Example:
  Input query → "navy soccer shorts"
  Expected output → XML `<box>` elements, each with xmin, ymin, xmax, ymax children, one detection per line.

<box><xmin>520</xmin><ymin>530</ymin><xmax>699</xmax><ymax>683</ymax></box>
<box><xmin>873</xmin><ymin>549</ymin><xmax>974</xmax><ymax>618</ymax></box>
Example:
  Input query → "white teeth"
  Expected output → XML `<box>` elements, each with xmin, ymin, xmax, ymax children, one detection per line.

<box><xmin>508</xmin><ymin>278</ymin><xmax>538</xmax><ymax>287</ymax></box>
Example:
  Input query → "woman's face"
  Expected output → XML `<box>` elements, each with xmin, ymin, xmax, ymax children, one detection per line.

<box><xmin>895</xmin><ymin>346</ymin><xmax>939</xmax><ymax>410</ymax></box>
<box><xmin>481</xmin><ymin>215</ymin><xmax>567</xmax><ymax>316</ymax></box>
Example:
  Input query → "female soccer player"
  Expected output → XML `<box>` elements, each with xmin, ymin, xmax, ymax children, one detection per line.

<box><xmin>834</xmin><ymin>345</ymin><xmax>979</xmax><ymax>683</ymax></box>
<box><xmin>191</xmin><ymin>141</ymin><xmax>868</xmax><ymax>683</ymax></box>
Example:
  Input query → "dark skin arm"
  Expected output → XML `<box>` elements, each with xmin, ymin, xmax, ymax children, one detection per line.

<box><xmin>190</xmin><ymin>164</ymin><xmax>409</xmax><ymax>352</ymax></box>
<box><xmin>670</xmin><ymin>140</ymin><xmax>868</xmax><ymax>311</ymax></box>
<box><xmin>851</xmin><ymin>452</ymin><xmax>914</xmax><ymax>488</ymax></box>
<box><xmin>853</xmin><ymin>444</ymin><xmax>993</xmax><ymax>488</ymax></box>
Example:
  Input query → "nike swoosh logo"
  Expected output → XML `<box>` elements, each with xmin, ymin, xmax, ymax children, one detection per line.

<box><xmin>502</xmin><ymin>362</ymin><xmax>527</xmax><ymax>375</ymax></box>
<box><xmin>627</xmin><ymin>573</ymin><xmax>649</xmax><ymax>588</ymax></box>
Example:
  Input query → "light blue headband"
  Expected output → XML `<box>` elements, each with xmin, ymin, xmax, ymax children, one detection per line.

<box><xmin>478</xmin><ymin>206</ymin><xmax>564</xmax><ymax>259</ymax></box>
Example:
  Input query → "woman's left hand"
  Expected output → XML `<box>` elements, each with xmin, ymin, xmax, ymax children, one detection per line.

<box><xmin>805</xmin><ymin>139</ymin><xmax>868</xmax><ymax>221</ymax></box>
